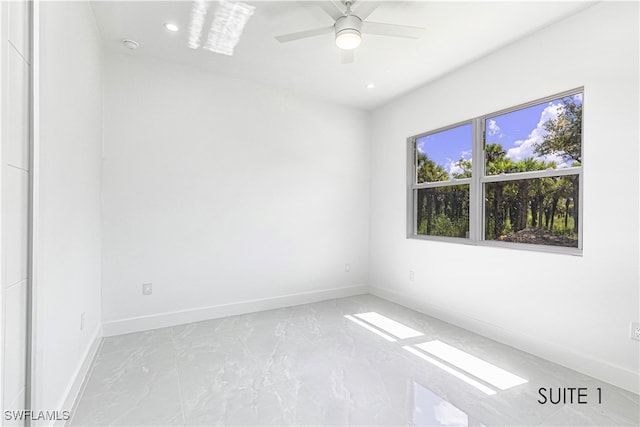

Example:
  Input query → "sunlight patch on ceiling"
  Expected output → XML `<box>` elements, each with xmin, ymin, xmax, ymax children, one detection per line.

<box><xmin>188</xmin><ymin>0</ymin><xmax>255</xmax><ymax>56</ymax></box>
<box><xmin>188</xmin><ymin>0</ymin><xmax>209</xmax><ymax>49</ymax></box>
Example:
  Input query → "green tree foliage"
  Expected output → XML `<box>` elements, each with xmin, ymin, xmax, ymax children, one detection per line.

<box><xmin>415</xmin><ymin>153</ymin><xmax>469</xmax><ymax>237</ymax></box>
<box><xmin>417</xmin><ymin>186</ymin><xmax>469</xmax><ymax>238</ymax></box>
<box><xmin>417</xmin><ymin>153</ymin><xmax>449</xmax><ymax>182</ymax></box>
<box><xmin>535</xmin><ymin>97</ymin><xmax>582</xmax><ymax>163</ymax></box>
<box><xmin>485</xmin><ymin>144</ymin><xmax>512</xmax><ymax>174</ymax></box>
<box><xmin>416</xmin><ymin>96</ymin><xmax>582</xmax><ymax>246</ymax></box>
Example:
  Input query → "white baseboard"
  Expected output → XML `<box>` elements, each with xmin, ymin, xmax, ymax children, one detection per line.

<box><xmin>102</xmin><ymin>285</ymin><xmax>368</xmax><ymax>337</ymax></box>
<box><xmin>370</xmin><ymin>286</ymin><xmax>639</xmax><ymax>395</ymax></box>
<box><xmin>56</xmin><ymin>325</ymin><xmax>102</xmax><ymax>427</ymax></box>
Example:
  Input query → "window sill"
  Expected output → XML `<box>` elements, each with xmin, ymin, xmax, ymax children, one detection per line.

<box><xmin>407</xmin><ymin>234</ymin><xmax>583</xmax><ymax>256</ymax></box>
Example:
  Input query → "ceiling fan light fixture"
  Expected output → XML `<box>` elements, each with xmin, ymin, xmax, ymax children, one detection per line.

<box><xmin>274</xmin><ymin>2</ymin><xmax>424</xmax><ymax>64</ymax></box>
<box><xmin>334</xmin><ymin>14</ymin><xmax>363</xmax><ymax>50</ymax></box>
<box><xmin>336</xmin><ymin>29</ymin><xmax>361</xmax><ymax>50</ymax></box>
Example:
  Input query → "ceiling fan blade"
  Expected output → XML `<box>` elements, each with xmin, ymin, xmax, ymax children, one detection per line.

<box><xmin>275</xmin><ymin>26</ymin><xmax>333</xmax><ymax>43</ymax></box>
<box><xmin>316</xmin><ymin>1</ymin><xmax>345</xmax><ymax>20</ymax></box>
<box><xmin>353</xmin><ymin>1</ymin><xmax>381</xmax><ymax>20</ymax></box>
<box><xmin>340</xmin><ymin>49</ymin><xmax>354</xmax><ymax>64</ymax></box>
<box><xmin>362</xmin><ymin>21</ymin><xmax>425</xmax><ymax>39</ymax></box>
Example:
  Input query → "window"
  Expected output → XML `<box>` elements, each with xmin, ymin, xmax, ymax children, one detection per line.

<box><xmin>408</xmin><ymin>89</ymin><xmax>583</xmax><ymax>254</ymax></box>
<box><xmin>414</xmin><ymin>123</ymin><xmax>472</xmax><ymax>238</ymax></box>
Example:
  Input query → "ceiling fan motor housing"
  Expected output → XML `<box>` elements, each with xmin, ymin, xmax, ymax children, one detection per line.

<box><xmin>335</xmin><ymin>14</ymin><xmax>362</xmax><ymax>38</ymax></box>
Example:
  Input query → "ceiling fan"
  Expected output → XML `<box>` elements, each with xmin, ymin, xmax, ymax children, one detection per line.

<box><xmin>275</xmin><ymin>1</ymin><xmax>425</xmax><ymax>63</ymax></box>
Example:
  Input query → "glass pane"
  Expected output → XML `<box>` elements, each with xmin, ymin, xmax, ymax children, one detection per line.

<box><xmin>417</xmin><ymin>124</ymin><xmax>472</xmax><ymax>183</ymax></box>
<box><xmin>485</xmin><ymin>93</ymin><xmax>582</xmax><ymax>176</ymax></box>
<box><xmin>416</xmin><ymin>186</ymin><xmax>469</xmax><ymax>238</ymax></box>
<box><xmin>484</xmin><ymin>175</ymin><xmax>579</xmax><ymax>248</ymax></box>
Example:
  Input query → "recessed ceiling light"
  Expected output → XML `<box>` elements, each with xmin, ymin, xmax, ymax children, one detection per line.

<box><xmin>366</xmin><ymin>83</ymin><xmax>375</xmax><ymax>89</ymax></box>
<box><xmin>164</xmin><ymin>23</ymin><xmax>180</xmax><ymax>32</ymax></box>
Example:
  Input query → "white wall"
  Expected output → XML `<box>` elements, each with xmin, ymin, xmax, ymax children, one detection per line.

<box><xmin>101</xmin><ymin>53</ymin><xmax>370</xmax><ymax>333</ymax></box>
<box><xmin>34</xmin><ymin>0</ymin><xmax>103</xmax><ymax>413</ymax></box>
<box><xmin>369</xmin><ymin>2</ymin><xmax>639</xmax><ymax>393</ymax></box>
<box><xmin>1</xmin><ymin>0</ymin><xmax>31</xmax><ymax>421</ymax></box>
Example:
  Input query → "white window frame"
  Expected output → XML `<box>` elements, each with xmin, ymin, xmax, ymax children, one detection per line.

<box><xmin>407</xmin><ymin>88</ymin><xmax>583</xmax><ymax>256</ymax></box>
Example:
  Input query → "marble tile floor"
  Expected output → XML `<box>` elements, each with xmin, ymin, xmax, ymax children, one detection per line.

<box><xmin>69</xmin><ymin>295</ymin><xmax>639</xmax><ymax>426</ymax></box>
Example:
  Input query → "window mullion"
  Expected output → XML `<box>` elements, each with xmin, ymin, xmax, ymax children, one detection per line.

<box><xmin>412</xmin><ymin>179</ymin><xmax>471</xmax><ymax>190</ymax></box>
<box><xmin>407</xmin><ymin>138</ymin><xmax>416</xmax><ymax>238</ymax></box>
<box><xmin>481</xmin><ymin>166</ymin><xmax>582</xmax><ymax>183</ymax></box>
<box><xmin>470</xmin><ymin>117</ymin><xmax>484</xmax><ymax>243</ymax></box>
<box><xmin>407</xmin><ymin>88</ymin><xmax>582</xmax><ymax>253</ymax></box>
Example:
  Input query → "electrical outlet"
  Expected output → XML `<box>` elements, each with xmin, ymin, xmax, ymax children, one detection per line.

<box><xmin>409</xmin><ymin>270</ymin><xmax>415</xmax><ymax>281</ymax></box>
<box><xmin>345</xmin><ymin>263</ymin><xmax>351</xmax><ymax>273</ymax></box>
<box><xmin>631</xmin><ymin>322</ymin><xmax>640</xmax><ymax>341</ymax></box>
<box><xmin>80</xmin><ymin>312</ymin><xmax>85</xmax><ymax>331</ymax></box>
<box><xmin>142</xmin><ymin>283</ymin><xmax>153</xmax><ymax>296</ymax></box>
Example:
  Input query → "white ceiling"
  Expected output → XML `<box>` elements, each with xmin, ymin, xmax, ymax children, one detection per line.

<box><xmin>90</xmin><ymin>1</ymin><xmax>596</xmax><ymax>110</ymax></box>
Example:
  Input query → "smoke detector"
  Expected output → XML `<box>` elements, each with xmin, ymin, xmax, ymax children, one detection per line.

<box><xmin>121</xmin><ymin>39</ymin><xmax>139</xmax><ymax>50</ymax></box>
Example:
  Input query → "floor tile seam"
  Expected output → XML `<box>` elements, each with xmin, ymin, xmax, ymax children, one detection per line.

<box><xmin>66</xmin><ymin>337</ymin><xmax>106</xmax><ymax>426</ymax></box>
<box><xmin>171</xmin><ymin>326</ymin><xmax>188</xmax><ymax>426</ymax></box>
<box><xmin>252</xmin><ymin>340</ymin><xmax>401</xmax><ymax>387</ymax></box>
<box><xmin>172</xmin><ymin>350</ymin><xmax>311</xmax><ymax>393</ymax></box>
<box><xmin>531</xmin><ymin>403</ymin><xmax>595</xmax><ymax>426</ymax></box>
<box><xmin>611</xmin><ymin>390</ymin><xmax>640</xmax><ymax>405</ymax></box>
<box><xmin>88</xmin><ymin>346</ymin><xmax>179</xmax><ymax>371</ymax></box>
<box><xmin>87</xmin><ymin>358</ymin><xmax>179</xmax><ymax>384</ymax></box>
<box><xmin>174</xmin><ymin>325</ymin><xmax>364</xmax><ymax>350</ymax></box>
<box><xmin>171</xmin><ymin>316</ymin><xmax>363</xmax><ymax>342</ymax></box>
<box><xmin>98</xmin><ymin>340</ymin><xmax>177</xmax><ymax>358</ymax></box>
<box><xmin>179</xmin><ymin>311</ymin><xmax>345</xmax><ymax>330</ymax></box>
<box><xmin>69</xmin><ymin>296</ymin><xmax>637</xmax><ymax>427</ymax></box>
<box><xmin>76</xmin><ymin>367</ymin><xmax>183</xmax><ymax>407</ymax></box>
<box><xmin>172</xmin><ymin>331</ymin><xmax>248</xmax><ymax>345</ymax></box>
<box><xmin>172</xmin><ymin>319</ymin><xmax>303</xmax><ymax>335</ymax></box>
<box><xmin>584</xmin><ymin>401</ymin><xmax>640</xmax><ymax>423</ymax></box>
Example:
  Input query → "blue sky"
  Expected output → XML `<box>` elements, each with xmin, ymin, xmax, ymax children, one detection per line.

<box><xmin>417</xmin><ymin>94</ymin><xmax>582</xmax><ymax>176</ymax></box>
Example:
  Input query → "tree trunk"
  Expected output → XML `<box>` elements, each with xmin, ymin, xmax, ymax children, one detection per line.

<box><xmin>550</xmin><ymin>197</ymin><xmax>558</xmax><ymax>230</ymax></box>
<box><xmin>426</xmin><ymin>193</ymin><xmax>433</xmax><ymax>234</ymax></box>
<box><xmin>515</xmin><ymin>182</ymin><xmax>529</xmax><ymax>232</ymax></box>
<box><xmin>537</xmin><ymin>196</ymin><xmax>544</xmax><ymax>228</ymax></box>
<box><xmin>531</xmin><ymin>198</ymin><xmax>538</xmax><ymax>228</ymax></box>
<box><xmin>494</xmin><ymin>187</ymin><xmax>504</xmax><ymax>238</ymax></box>
<box><xmin>573</xmin><ymin>187</ymin><xmax>579</xmax><ymax>234</ymax></box>
<box><xmin>509</xmin><ymin>205</ymin><xmax>516</xmax><ymax>232</ymax></box>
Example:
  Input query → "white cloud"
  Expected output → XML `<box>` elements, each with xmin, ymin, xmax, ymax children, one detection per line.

<box><xmin>448</xmin><ymin>161</ymin><xmax>463</xmax><ymax>176</ymax></box>
<box><xmin>487</xmin><ymin>119</ymin><xmax>502</xmax><ymax>138</ymax></box>
<box><xmin>505</xmin><ymin>102</ymin><xmax>571</xmax><ymax>167</ymax></box>
<box><xmin>446</xmin><ymin>151</ymin><xmax>472</xmax><ymax>176</ymax></box>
